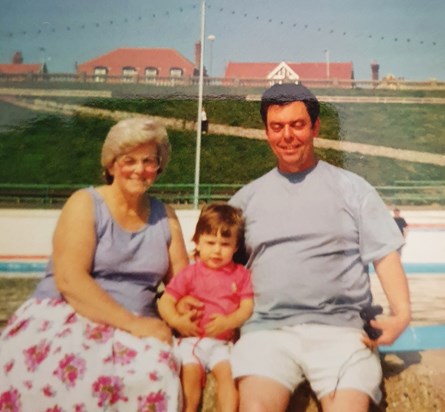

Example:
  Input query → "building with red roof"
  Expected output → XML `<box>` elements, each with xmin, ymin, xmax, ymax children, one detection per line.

<box><xmin>76</xmin><ymin>47</ymin><xmax>196</xmax><ymax>82</ymax></box>
<box><xmin>0</xmin><ymin>52</ymin><xmax>46</xmax><ymax>76</ymax></box>
<box><xmin>224</xmin><ymin>61</ymin><xmax>354</xmax><ymax>87</ymax></box>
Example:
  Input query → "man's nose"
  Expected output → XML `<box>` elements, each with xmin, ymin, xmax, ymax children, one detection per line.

<box><xmin>283</xmin><ymin>124</ymin><xmax>292</xmax><ymax>140</ymax></box>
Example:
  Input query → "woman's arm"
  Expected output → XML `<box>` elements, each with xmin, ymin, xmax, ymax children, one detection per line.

<box><xmin>53</xmin><ymin>190</ymin><xmax>171</xmax><ymax>342</ymax></box>
<box><xmin>205</xmin><ymin>297</ymin><xmax>254</xmax><ymax>337</ymax></box>
<box><xmin>158</xmin><ymin>292</ymin><xmax>200</xmax><ymax>337</ymax></box>
<box><xmin>164</xmin><ymin>204</ymin><xmax>189</xmax><ymax>283</ymax></box>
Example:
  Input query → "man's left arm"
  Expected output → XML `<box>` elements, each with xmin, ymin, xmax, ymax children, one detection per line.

<box><xmin>370</xmin><ymin>251</ymin><xmax>411</xmax><ymax>346</ymax></box>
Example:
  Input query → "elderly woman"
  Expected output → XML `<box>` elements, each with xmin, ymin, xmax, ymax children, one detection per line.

<box><xmin>0</xmin><ymin>117</ymin><xmax>189</xmax><ymax>411</ymax></box>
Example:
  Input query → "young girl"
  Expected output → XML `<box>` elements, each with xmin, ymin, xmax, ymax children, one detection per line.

<box><xmin>158</xmin><ymin>202</ymin><xmax>253</xmax><ymax>412</ymax></box>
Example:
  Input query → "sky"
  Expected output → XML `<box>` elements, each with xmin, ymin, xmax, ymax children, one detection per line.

<box><xmin>1</xmin><ymin>0</ymin><xmax>444</xmax><ymax>81</ymax></box>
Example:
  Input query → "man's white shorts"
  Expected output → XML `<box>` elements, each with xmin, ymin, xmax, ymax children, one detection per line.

<box><xmin>176</xmin><ymin>337</ymin><xmax>231</xmax><ymax>371</ymax></box>
<box><xmin>231</xmin><ymin>324</ymin><xmax>382</xmax><ymax>404</ymax></box>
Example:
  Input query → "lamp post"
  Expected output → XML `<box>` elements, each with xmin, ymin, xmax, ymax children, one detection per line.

<box><xmin>207</xmin><ymin>34</ymin><xmax>215</xmax><ymax>77</ymax></box>
<box><xmin>325</xmin><ymin>49</ymin><xmax>330</xmax><ymax>80</ymax></box>
<box><xmin>193</xmin><ymin>0</ymin><xmax>206</xmax><ymax>209</ymax></box>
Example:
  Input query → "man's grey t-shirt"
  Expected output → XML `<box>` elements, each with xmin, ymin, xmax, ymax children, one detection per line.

<box><xmin>230</xmin><ymin>161</ymin><xmax>404</xmax><ymax>333</ymax></box>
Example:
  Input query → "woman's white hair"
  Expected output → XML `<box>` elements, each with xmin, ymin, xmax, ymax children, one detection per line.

<box><xmin>101</xmin><ymin>117</ymin><xmax>171</xmax><ymax>181</ymax></box>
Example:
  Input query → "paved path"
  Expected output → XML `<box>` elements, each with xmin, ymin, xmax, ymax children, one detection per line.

<box><xmin>2</xmin><ymin>95</ymin><xmax>445</xmax><ymax>167</ymax></box>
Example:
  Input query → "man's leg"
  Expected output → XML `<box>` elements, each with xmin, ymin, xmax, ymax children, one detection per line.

<box><xmin>238</xmin><ymin>375</ymin><xmax>291</xmax><ymax>412</ymax></box>
<box><xmin>320</xmin><ymin>389</ymin><xmax>370</xmax><ymax>412</ymax></box>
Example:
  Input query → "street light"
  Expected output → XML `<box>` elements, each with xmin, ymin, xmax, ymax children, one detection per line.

<box><xmin>207</xmin><ymin>34</ymin><xmax>216</xmax><ymax>77</ymax></box>
<box><xmin>193</xmin><ymin>0</ymin><xmax>206</xmax><ymax>209</ymax></box>
<box><xmin>324</xmin><ymin>49</ymin><xmax>330</xmax><ymax>79</ymax></box>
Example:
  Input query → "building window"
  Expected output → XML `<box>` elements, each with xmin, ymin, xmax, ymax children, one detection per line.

<box><xmin>170</xmin><ymin>68</ymin><xmax>183</xmax><ymax>77</ymax></box>
<box><xmin>145</xmin><ymin>67</ymin><xmax>158</xmax><ymax>77</ymax></box>
<box><xmin>122</xmin><ymin>66</ymin><xmax>137</xmax><ymax>82</ymax></box>
<box><xmin>94</xmin><ymin>67</ymin><xmax>107</xmax><ymax>82</ymax></box>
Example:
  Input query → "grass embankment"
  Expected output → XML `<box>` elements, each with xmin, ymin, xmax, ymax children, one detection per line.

<box><xmin>0</xmin><ymin>98</ymin><xmax>444</xmax><ymax>188</ymax></box>
<box><xmin>0</xmin><ymin>278</ymin><xmax>39</xmax><ymax>327</ymax></box>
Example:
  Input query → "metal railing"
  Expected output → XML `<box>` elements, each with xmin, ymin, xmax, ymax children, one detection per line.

<box><xmin>1</xmin><ymin>73</ymin><xmax>445</xmax><ymax>91</ymax></box>
<box><xmin>0</xmin><ymin>182</ymin><xmax>443</xmax><ymax>207</ymax></box>
<box><xmin>0</xmin><ymin>183</ymin><xmax>243</xmax><ymax>207</ymax></box>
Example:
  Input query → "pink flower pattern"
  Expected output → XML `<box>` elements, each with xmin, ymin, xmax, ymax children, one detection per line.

<box><xmin>55</xmin><ymin>327</ymin><xmax>72</xmax><ymax>339</ymax></box>
<box><xmin>0</xmin><ymin>388</ymin><xmax>21</xmax><ymax>412</ymax></box>
<box><xmin>158</xmin><ymin>350</ymin><xmax>180</xmax><ymax>374</ymax></box>
<box><xmin>53</xmin><ymin>354</ymin><xmax>86</xmax><ymax>388</ymax></box>
<box><xmin>23</xmin><ymin>380</ymin><xmax>33</xmax><ymax>390</ymax></box>
<box><xmin>38</xmin><ymin>320</ymin><xmax>53</xmax><ymax>332</ymax></box>
<box><xmin>137</xmin><ymin>390</ymin><xmax>168</xmax><ymax>412</ymax></box>
<box><xmin>149</xmin><ymin>371</ymin><xmax>160</xmax><ymax>381</ymax></box>
<box><xmin>3</xmin><ymin>360</ymin><xmax>14</xmax><ymax>375</ymax></box>
<box><xmin>45</xmin><ymin>406</ymin><xmax>64</xmax><ymax>412</ymax></box>
<box><xmin>104</xmin><ymin>341</ymin><xmax>137</xmax><ymax>365</ymax></box>
<box><xmin>5</xmin><ymin>318</ymin><xmax>30</xmax><ymax>338</ymax></box>
<box><xmin>42</xmin><ymin>385</ymin><xmax>56</xmax><ymax>397</ymax></box>
<box><xmin>92</xmin><ymin>375</ymin><xmax>128</xmax><ymax>407</ymax></box>
<box><xmin>0</xmin><ymin>298</ymin><xmax>180</xmax><ymax>410</ymax></box>
<box><xmin>84</xmin><ymin>324</ymin><xmax>113</xmax><ymax>343</ymax></box>
<box><xmin>23</xmin><ymin>339</ymin><xmax>51</xmax><ymax>372</ymax></box>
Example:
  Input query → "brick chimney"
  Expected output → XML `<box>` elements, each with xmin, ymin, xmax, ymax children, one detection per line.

<box><xmin>194</xmin><ymin>41</ymin><xmax>201</xmax><ymax>70</ymax></box>
<box><xmin>12</xmin><ymin>51</ymin><xmax>23</xmax><ymax>64</ymax></box>
<box><xmin>371</xmin><ymin>60</ymin><xmax>380</xmax><ymax>81</ymax></box>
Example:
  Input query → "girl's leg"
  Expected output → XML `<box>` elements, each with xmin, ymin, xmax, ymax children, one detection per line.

<box><xmin>212</xmin><ymin>361</ymin><xmax>238</xmax><ymax>412</ymax></box>
<box><xmin>181</xmin><ymin>363</ymin><xmax>203</xmax><ymax>412</ymax></box>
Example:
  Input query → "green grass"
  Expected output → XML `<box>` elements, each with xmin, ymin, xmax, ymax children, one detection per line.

<box><xmin>0</xmin><ymin>277</ymin><xmax>39</xmax><ymax>326</ymax></box>
<box><xmin>0</xmin><ymin>98</ymin><xmax>444</xmax><ymax>189</ymax></box>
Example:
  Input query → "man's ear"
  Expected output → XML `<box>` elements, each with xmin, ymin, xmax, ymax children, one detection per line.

<box><xmin>313</xmin><ymin>118</ymin><xmax>321</xmax><ymax>136</ymax></box>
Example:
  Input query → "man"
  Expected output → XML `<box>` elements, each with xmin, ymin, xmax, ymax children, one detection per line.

<box><xmin>229</xmin><ymin>83</ymin><xmax>411</xmax><ymax>412</ymax></box>
<box><xmin>393</xmin><ymin>208</ymin><xmax>408</xmax><ymax>238</ymax></box>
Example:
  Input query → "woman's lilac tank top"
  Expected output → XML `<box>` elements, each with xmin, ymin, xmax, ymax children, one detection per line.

<box><xmin>34</xmin><ymin>188</ymin><xmax>172</xmax><ymax>317</ymax></box>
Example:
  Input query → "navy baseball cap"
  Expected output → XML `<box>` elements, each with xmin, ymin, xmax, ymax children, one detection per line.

<box><xmin>260</xmin><ymin>83</ymin><xmax>319</xmax><ymax>124</ymax></box>
<box><xmin>261</xmin><ymin>82</ymin><xmax>318</xmax><ymax>104</ymax></box>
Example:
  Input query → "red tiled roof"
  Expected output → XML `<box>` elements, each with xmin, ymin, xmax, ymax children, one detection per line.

<box><xmin>0</xmin><ymin>64</ymin><xmax>43</xmax><ymax>74</ymax></box>
<box><xmin>77</xmin><ymin>48</ymin><xmax>195</xmax><ymax>77</ymax></box>
<box><xmin>225</xmin><ymin>61</ymin><xmax>353</xmax><ymax>80</ymax></box>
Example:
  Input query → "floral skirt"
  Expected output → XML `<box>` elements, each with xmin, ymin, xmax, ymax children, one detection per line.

<box><xmin>0</xmin><ymin>298</ymin><xmax>181</xmax><ymax>412</ymax></box>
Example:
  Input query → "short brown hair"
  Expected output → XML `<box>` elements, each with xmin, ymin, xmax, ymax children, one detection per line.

<box><xmin>192</xmin><ymin>202</ymin><xmax>245</xmax><ymax>257</ymax></box>
<box><xmin>101</xmin><ymin>117</ymin><xmax>170</xmax><ymax>183</ymax></box>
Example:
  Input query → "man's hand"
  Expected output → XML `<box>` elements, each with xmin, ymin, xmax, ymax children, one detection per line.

<box><xmin>362</xmin><ymin>313</ymin><xmax>410</xmax><ymax>349</ymax></box>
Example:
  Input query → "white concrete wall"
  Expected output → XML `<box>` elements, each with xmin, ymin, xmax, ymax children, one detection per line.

<box><xmin>1</xmin><ymin>208</ymin><xmax>444</xmax><ymax>265</ymax></box>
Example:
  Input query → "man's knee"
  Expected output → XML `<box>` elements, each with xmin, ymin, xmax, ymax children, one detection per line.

<box><xmin>238</xmin><ymin>375</ymin><xmax>291</xmax><ymax>412</ymax></box>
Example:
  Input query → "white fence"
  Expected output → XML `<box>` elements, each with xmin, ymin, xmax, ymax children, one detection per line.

<box><xmin>1</xmin><ymin>208</ymin><xmax>444</xmax><ymax>266</ymax></box>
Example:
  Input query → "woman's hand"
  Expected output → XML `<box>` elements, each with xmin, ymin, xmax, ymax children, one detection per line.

<box><xmin>204</xmin><ymin>314</ymin><xmax>230</xmax><ymax>337</ymax></box>
<box><xmin>127</xmin><ymin>316</ymin><xmax>173</xmax><ymax>344</ymax></box>
<box><xmin>171</xmin><ymin>312</ymin><xmax>202</xmax><ymax>337</ymax></box>
<box><xmin>176</xmin><ymin>295</ymin><xmax>204</xmax><ymax>321</ymax></box>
